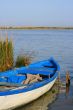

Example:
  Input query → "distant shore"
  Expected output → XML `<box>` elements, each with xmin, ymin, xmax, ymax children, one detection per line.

<box><xmin>0</xmin><ymin>26</ymin><xmax>73</xmax><ymax>30</ymax></box>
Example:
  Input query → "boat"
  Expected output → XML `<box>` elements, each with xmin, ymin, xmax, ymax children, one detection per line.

<box><xmin>0</xmin><ymin>57</ymin><xmax>60</xmax><ymax>110</ymax></box>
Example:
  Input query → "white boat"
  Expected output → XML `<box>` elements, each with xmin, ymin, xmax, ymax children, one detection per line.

<box><xmin>0</xmin><ymin>58</ymin><xmax>60</xmax><ymax>110</ymax></box>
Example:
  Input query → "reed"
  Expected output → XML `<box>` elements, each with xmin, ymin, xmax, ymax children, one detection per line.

<box><xmin>0</xmin><ymin>35</ymin><xmax>33</xmax><ymax>71</ymax></box>
<box><xmin>0</xmin><ymin>37</ymin><xmax>14</xmax><ymax>71</ymax></box>
<box><xmin>15</xmin><ymin>55</ymin><xmax>32</xmax><ymax>67</ymax></box>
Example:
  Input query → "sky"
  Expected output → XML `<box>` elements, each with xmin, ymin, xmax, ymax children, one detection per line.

<box><xmin>0</xmin><ymin>0</ymin><xmax>73</xmax><ymax>27</ymax></box>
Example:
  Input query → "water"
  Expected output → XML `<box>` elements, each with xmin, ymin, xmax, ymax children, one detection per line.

<box><xmin>0</xmin><ymin>29</ymin><xmax>73</xmax><ymax>76</ymax></box>
<box><xmin>0</xmin><ymin>29</ymin><xmax>73</xmax><ymax>110</ymax></box>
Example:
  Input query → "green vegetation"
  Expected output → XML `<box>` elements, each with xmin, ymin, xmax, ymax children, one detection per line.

<box><xmin>15</xmin><ymin>55</ymin><xmax>32</xmax><ymax>67</ymax></box>
<box><xmin>0</xmin><ymin>37</ymin><xmax>14</xmax><ymax>71</ymax></box>
<box><xmin>0</xmin><ymin>36</ymin><xmax>32</xmax><ymax>72</ymax></box>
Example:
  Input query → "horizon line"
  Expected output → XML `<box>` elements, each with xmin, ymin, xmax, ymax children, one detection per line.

<box><xmin>0</xmin><ymin>26</ymin><xmax>73</xmax><ymax>30</ymax></box>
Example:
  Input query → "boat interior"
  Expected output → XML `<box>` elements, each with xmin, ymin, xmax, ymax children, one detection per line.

<box><xmin>0</xmin><ymin>59</ymin><xmax>58</xmax><ymax>91</ymax></box>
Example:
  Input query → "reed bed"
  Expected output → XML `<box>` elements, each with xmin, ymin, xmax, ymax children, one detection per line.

<box><xmin>0</xmin><ymin>36</ymin><xmax>32</xmax><ymax>72</ymax></box>
<box><xmin>0</xmin><ymin>37</ymin><xmax>14</xmax><ymax>71</ymax></box>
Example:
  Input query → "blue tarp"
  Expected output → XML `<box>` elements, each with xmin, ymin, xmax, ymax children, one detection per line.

<box><xmin>7</xmin><ymin>75</ymin><xmax>26</xmax><ymax>83</ymax></box>
<box><xmin>0</xmin><ymin>70</ymin><xmax>18</xmax><ymax>77</ymax></box>
<box><xmin>0</xmin><ymin>75</ymin><xmax>26</xmax><ymax>83</ymax></box>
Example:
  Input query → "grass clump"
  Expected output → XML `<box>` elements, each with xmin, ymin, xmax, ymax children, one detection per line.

<box><xmin>0</xmin><ymin>37</ymin><xmax>14</xmax><ymax>71</ymax></box>
<box><xmin>15</xmin><ymin>55</ymin><xmax>32</xmax><ymax>67</ymax></box>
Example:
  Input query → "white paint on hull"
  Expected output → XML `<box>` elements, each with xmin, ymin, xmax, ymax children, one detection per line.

<box><xmin>0</xmin><ymin>78</ymin><xmax>56</xmax><ymax>110</ymax></box>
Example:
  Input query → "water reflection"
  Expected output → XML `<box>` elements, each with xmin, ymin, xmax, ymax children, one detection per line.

<box><xmin>14</xmin><ymin>83</ymin><xmax>59</xmax><ymax>110</ymax></box>
<box><xmin>65</xmin><ymin>77</ymin><xmax>73</xmax><ymax>98</ymax></box>
<box><xmin>65</xmin><ymin>85</ymin><xmax>70</xmax><ymax>98</ymax></box>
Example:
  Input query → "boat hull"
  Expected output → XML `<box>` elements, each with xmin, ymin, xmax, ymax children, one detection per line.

<box><xmin>0</xmin><ymin>78</ymin><xmax>56</xmax><ymax>110</ymax></box>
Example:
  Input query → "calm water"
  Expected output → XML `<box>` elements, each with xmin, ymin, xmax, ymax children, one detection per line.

<box><xmin>0</xmin><ymin>29</ymin><xmax>73</xmax><ymax>76</ymax></box>
<box><xmin>0</xmin><ymin>29</ymin><xmax>73</xmax><ymax>110</ymax></box>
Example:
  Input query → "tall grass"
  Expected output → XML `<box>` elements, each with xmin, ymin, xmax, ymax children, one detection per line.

<box><xmin>15</xmin><ymin>55</ymin><xmax>32</xmax><ymax>67</ymax></box>
<box><xmin>0</xmin><ymin>37</ymin><xmax>14</xmax><ymax>71</ymax></box>
<box><xmin>0</xmin><ymin>35</ymin><xmax>33</xmax><ymax>72</ymax></box>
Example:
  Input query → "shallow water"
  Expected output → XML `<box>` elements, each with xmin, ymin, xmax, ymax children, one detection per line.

<box><xmin>48</xmin><ymin>78</ymin><xmax>73</xmax><ymax>110</ymax></box>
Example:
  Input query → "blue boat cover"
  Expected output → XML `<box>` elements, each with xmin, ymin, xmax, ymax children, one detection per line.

<box><xmin>0</xmin><ymin>75</ymin><xmax>26</xmax><ymax>83</ymax></box>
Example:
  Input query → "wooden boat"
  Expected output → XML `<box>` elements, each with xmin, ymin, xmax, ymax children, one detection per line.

<box><xmin>0</xmin><ymin>58</ymin><xmax>60</xmax><ymax>110</ymax></box>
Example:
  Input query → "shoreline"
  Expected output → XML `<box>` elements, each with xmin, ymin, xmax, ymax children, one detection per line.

<box><xmin>0</xmin><ymin>26</ymin><xmax>73</xmax><ymax>30</ymax></box>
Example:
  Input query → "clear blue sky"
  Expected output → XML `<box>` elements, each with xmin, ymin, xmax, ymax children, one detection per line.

<box><xmin>0</xmin><ymin>0</ymin><xmax>73</xmax><ymax>26</ymax></box>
